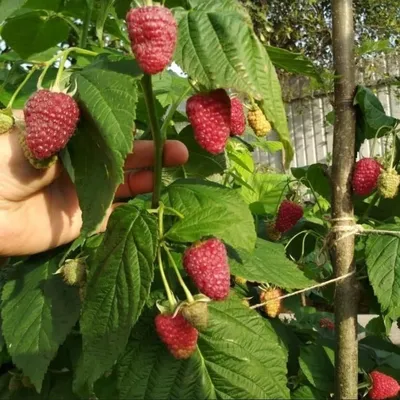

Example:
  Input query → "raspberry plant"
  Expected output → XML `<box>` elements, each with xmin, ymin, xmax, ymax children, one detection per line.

<box><xmin>0</xmin><ymin>0</ymin><xmax>400</xmax><ymax>399</ymax></box>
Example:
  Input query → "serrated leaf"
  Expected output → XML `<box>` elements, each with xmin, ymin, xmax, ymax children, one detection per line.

<box><xmin>266</xmin><ymin>46</ymin><xmax>321</xmax><ymax>81</ymax></box>
<box><xmin>116</xmin><ymin>297</ymin><xmax>289</xmax><ymax>399</ymax></box>
<box><xmin>0</xmin><ymin>0</ymin><xmax>28</xmax><ymax>22</ymax></box>
<box><xmin>162</xmin><ymin>180</ymin><xmax>256</xmax><ymax>252</ymax></box>
<box><xmin>68</xmin><ymin>68</ymin><xmax>137</xmax><ymax>236</ymax></box>
<box><xmin>355</xmin><ymin>86</ymin><xmax>399</xmax><ymax>143</ymax></box>
<box><xmin>291</xmin><ymin>163</ymin><xmax>331</xmax><ymax>201</ymax></box>
<box><xmin>228</xmin><ymin>238</ymin><xmax>314</xmax><ymax>289</ymax></box>
<box><xmin>365</xmin><ymin>227</ymin><xmax>400</xmax><ymax>318</ymax></box>
<box><xmin>239</xmin><ymin>172</ymin><xmax>289</xmax><ymax>215</ymax></box>
<box><xmin>173</xmin><ymin>9</ymin><xmax>293</xmax><ymax>166</ymax></box>
<box><xmin>1</xmin><ymin>252</ymin><xmax>80</xmax><ymax>392</ymax></box>
<box><xmin>2</xmin><ymin>13</ymin><xmax>69</xmax><ymax>59</ymax></box>
<box><xmin>175</xmin><ymin>126</ymin><xmax>228</xmax><ymax>178</ymax></box>
<box><xmin>299</xmin><ymin>344</ymin><xmax>334</xmax><ymax>392</ymax></box>
<box><xmin>152</xmin><ymin>71</ymin><xmax>193</xmax><ymax>108</ymax></box>
<box><xmin>291</xmin><ymin>384</ymin><xmax>327</xmax><ymax>400</ymax></box>
<box><xmin>76</xmin><ymin>204</ymin><xmax>157</xmax><ymax>389</ymax></box>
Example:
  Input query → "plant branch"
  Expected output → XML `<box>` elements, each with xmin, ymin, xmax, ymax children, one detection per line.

<box><xmin>141</xmin><ymin>74</ymin><xmax>164</xmax><ymax>208</ymax></box>
<box><xmin>250</xmin><ymin>271</ymin><xmax>355</xmax><ymax>309</ymax></box>
<box><xmin>331</xmin><ymin>0</ymin><xmax>358</xmax><ymax>398</ymax></box>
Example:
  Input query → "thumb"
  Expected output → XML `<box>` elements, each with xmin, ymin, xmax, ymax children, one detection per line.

<box><xmin>0</xmin><ymin>112</ymin><xmax>62</xmax><ymax>201</ymax></box>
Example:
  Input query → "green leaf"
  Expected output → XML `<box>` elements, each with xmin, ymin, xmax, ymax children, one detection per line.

<box><xmin>116</xmin><ymin>297</ymin><xmax>289</xmax><ymax>399</ymax></box>
<box><xmin>291</xmin><ymin>163</ymin><xmax>331</xmax><ymax>200</ymax></box>
<box><xmin>163</xmin><ymin>180</ymin><xmax>256</xmax><ymax>252</ymax></box>
<box><xmin>0</xmin><ymin>0</ymin><xmax>28</xmax><ymax>21</ymax></box>
<box><xmin>2</xmin><ymin>13</ymin><xmax>69</xmax><ymax>59</ymax></box>
<box><xmin>173</xmin><ymin>9</ymin><xmax>293</xmax><ymax>166</ymax></box>
<box><xmin>174</xmin><ymin>126</ymin><xmax>228</xmax><ymax>178</ymax></box>
<box><xmin>152</xmin><ymin>71</ymin><xmax>193</xmax><ymax>108</ymax></box>
<box><xmin>299</xmin><ymin>344</ymin><xmax>334</xmax><ymax>392</ymax></box>
<box><xmin>229</xmin><ymin>238</ymin><xmax>315</xmax><ymax>289</ymax></box>
<box><xmin>239</xmin><ymin>172</ymin><xmax>288</xmax><ymax>215</ymax></box>
<box><xmin>355</xmin><ymin>86</ymin><xmax>399</xmax><ymax>144</ymax></box>
<box><xmin>76</xmin><ymin>204</ymin><xmax>157</xmax><ymax>389</ymax></box>
<box><xmin>365</xmin><ymin>226</ymin><xmax>400</xmax><ymax>318</ymax></box>
<box><xmin>114</xmin><ymin>0</ymin><xmax>131</xmax><ymax>19</ymax></box>
<box><xmin>68</xmin><ymin>68</ymin><xmax>137</xmax><ymax>236</ymax></box>
<box><xmin>1</xmin><ymin>252</ymin><xmax>80</xmax><ymax>392</ymax></box>
<box><xmin>266</xmin><ymin>46</ymin><xmax>321</xmax><ymax>81</ymax></box>
<box><xmin>189</xmin><ymin>0</ymin><xmax>249</xmax><ymax>15</ymax></box>
<box><xmin>291</xmin><ymin>384</ymin><xmax>327</xmax><ymax>400</ymax></box>
<box><xmin>252</xmin><ymin>139</ymin><xmax>284</xmax><ymax>153</ymax></box>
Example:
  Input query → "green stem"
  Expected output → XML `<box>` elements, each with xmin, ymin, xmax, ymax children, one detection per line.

<box><xmin>160</xmin><ymin>85</ymin><xmax>192</xmax><ymax>135</ymax></box>
<box><xmin>360</xmin><ymin>192</ymin><xmax>380</xmax><ymax>222</ymax></box>
<box><xmin>157</xmin><ymin>248</ymin><xmax>176</xmax><ymax>308</ymax></box>
<box><xmin>80</xmin><ymin>6</ymin><xmax>93</xmax><ymax>48</ymax></box>
<box><xmin>36</xmin><ymin>47</ymin><xmax>98</xmax><ymax>90</ymax></box>
<box><xmin>53</xmin><ymin>50</ymin><xmax>69</xmax><ymax>90</ymax></box>
<box><xmin>304</xmin><ymin>178</ymin><xmax>324</xmax><ymax>217</ymax></box>
<box><xmin>141</xmin><ymin>74</ymin><xmax>164</xmax><ymax>208</ymax></box>
<box><xmin>163</xmin><ymin>245</ymin><xmax>194</xmax><ymax>303</ymax></box>
<box><xmin>7</xmin><ymin>66</ymin><xmax>38</xmax><ymax>109</ymax></box>
<box><xmin>389</xmin><ymin>128</ymin><xmax>397</xmax><ymax>169</ymax></box>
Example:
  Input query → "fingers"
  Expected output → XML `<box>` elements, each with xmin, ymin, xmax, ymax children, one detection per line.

<box><xmin>115</xmin><ymin>170</ymin><xmax>154</xmax><ymax>198</ymax></box>
<box><xmin>0</xmin><ymin>124</ymin><xmax>62</xmax><ymax>202</ymax></box>
<box><xmin>124</xmin><ymin>140</ymin><xmax>189</xmax><ymax>169</ymax></box>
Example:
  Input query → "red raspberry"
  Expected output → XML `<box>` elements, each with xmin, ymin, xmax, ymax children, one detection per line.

<box><xmin>186</xmin><ymin>89</ymin><xmax>231</xmax><ymax>154</ymax></box>
<box><xmin>230</xmin><ymin>97</ymin><xmax>246</xmax><ymax>136</ymax></box>
<box><xmin>368</xmin><ymin>371</ymin><xmax>400</xmax><ymax>400</ymax></box>
<box><xmin>24</xmin><ymin>90</ymin><xmax>80</xmax><ymax>159</ymax></box>
<box><xmin>352</xmin><ymin>158</ymin><xmax>382</xmax><ymax>196</ymax></box>
<box><xmin>183</xmin><ymin>238</ymin><xmax>230</xmax><ymax>300</ymax></box>
<box><xmin>126</xmin><ymin>6</ymin><xmax>177</xmax><ymax>75</ymax></box>
<box><xmin>319</xmin><ymin>318</ymin><xmax>335</xmax><ymax>331</ymax></box>
<box><xmin>275</xmin><ymin>200</ymin><xmax>303</xmax><ymax>233</ymax></box>
<box><xmin>155</xmin><ymin>313</ymin><xmax>198</xmax><ymax>359</ymax></box>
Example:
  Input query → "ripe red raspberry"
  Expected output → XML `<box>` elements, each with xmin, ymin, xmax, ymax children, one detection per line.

<box><xmin>230</xmin><ymin>97</ymin><xmax>246</xmax><ymax>136</ymax></box>
<box><xmin>352</xmin><ymin>158</ymin><xmax>382</xmax><ymax>196</ymax></box>
<box><xmin>183</xmin><ymin>238</ymin><xmax>230</xmax><ymax>300</ymax></box>
<box><xmin>368</xmin><ymin>371</ymin><xmax>400</xmax><ymax>400</ymax></box>
<box><xmin>275</xmin><ymin>200</ymin><xmax>303</xmax><ymax>233</ymax></box>
<box><xmin>155</xmin><ymin>313</ymin><xmax>198</xmax><ymax>359</ymax></box>
<box><xmin>186</xmin><ymin>89</ymin><xmax>231</xmax><ymax>154</ymax></box>
<box><xmin>319</xmin><ymin>318</ymin><xmax>335</xmax><ymax>331</ymax></box>
<box><xmin>24</xmin><ymin>90</ymin><xmax>80</xmax><ymax>159</ymax></box>
<box><xmin>126</xmin><ymin>6</ymin><xmax>177</xmax><ymax>75</ymax></box>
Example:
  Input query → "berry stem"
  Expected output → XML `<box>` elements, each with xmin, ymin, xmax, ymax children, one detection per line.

<box><xmin>7</xmin><ymin>66</ymin><xmax>38</xmax><ymax>109</ymax></box>
<box><xmin>37</xmin><ymin>47</ymin><xmax>98</xmax><ymax>90</ymax></box>
<box><xmin>141</xmin><ymin>74</ymin><xmax>164</xmax><ymax>208</ymax></box>
<box><xmin>160</xmin><ymin>85</ymin><xmax>192</xmax><ymax>136</ymax></box>
<box><xmin>157</xmin><ymin>248</ymin><xmax>176</xmax><ymax>308</ymax></box>
<box><xmin>163</xmin><ymin>245</ymin><xmax>195</xmax><ymax>303</ymax></box>
<box><xmin>53</xmin><ymin>50</ymin><xmax>70</xmax><ymax>90</ymax></box>
<box><xmin>360</xmin><ymin>192</ymin><xmax>380</xmax><ymax>222</ymax></box>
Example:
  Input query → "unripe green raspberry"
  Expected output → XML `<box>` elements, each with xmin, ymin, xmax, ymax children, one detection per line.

<box><xmin>182</xmin><ymin>301</ymin><xmax>209</xmax><ymax>332</ymax></box>
<box><xmin>378</xmin><ymin>169</ymin><xmax>399</xmax><ymax>199</ymax></box>
<box><xmin>61</xmin><ymin>258</ymin><xmax>87</xmax><ymax>287</ymax></box>
<box><xmin>0</xmin><ymin>109</ymin><xmax>14</xmax><ymax>134</ymax></box>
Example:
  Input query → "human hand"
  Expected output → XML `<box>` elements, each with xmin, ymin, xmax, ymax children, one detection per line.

<box><xmin>0</xmin><ymin>111</ymin><xmax>188</xmax><ymax>256</ymax></box>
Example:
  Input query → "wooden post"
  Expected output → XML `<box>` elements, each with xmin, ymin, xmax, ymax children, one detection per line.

<box><xmin>330</xmin><ymin>0</ymin><xmax>359</xmax><ymax>398</ymax></box>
